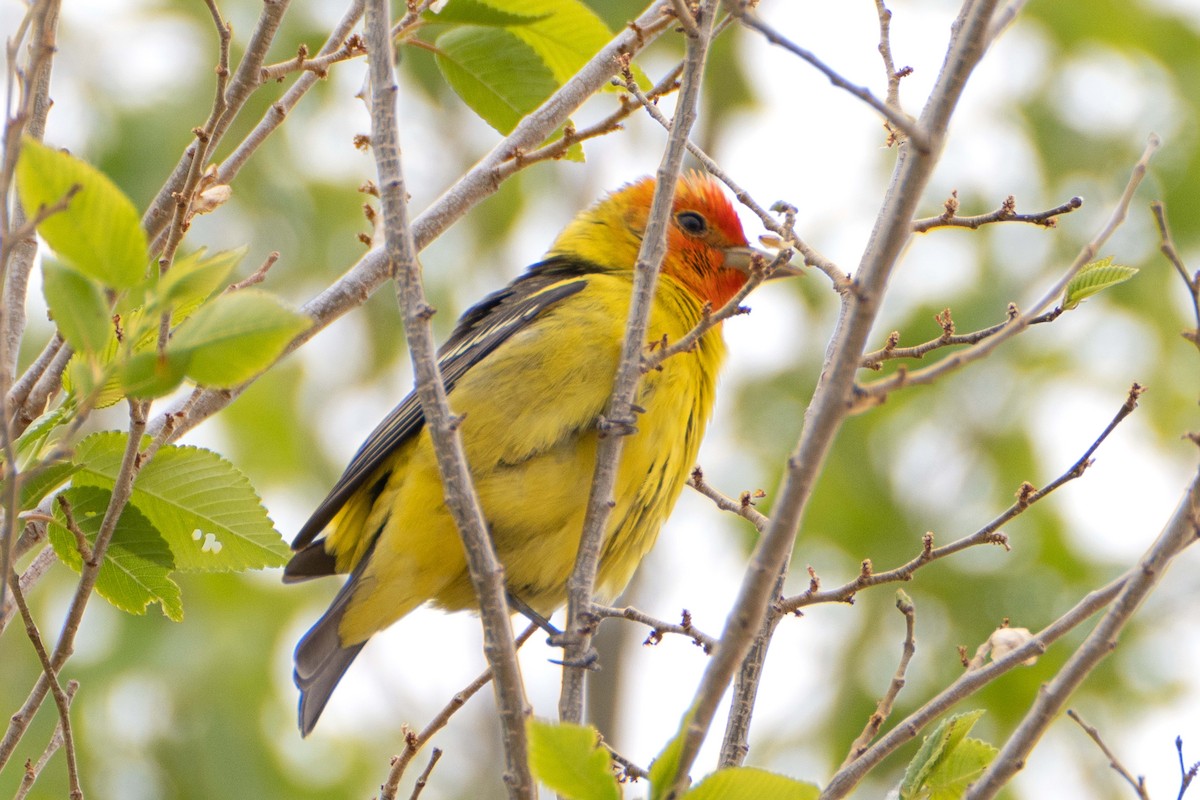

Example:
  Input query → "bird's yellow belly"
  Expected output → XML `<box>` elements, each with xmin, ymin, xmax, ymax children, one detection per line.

<box><xmin>337</xmin><ymin>277</ymin><xmax>721</xmax><ymax>645</ymax></box>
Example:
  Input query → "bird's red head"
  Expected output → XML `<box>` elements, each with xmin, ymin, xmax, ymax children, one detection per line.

<box><xmin>549</xmin><ymin>172</ymin><xmax>755</xmax><ymax>309</ymax></box>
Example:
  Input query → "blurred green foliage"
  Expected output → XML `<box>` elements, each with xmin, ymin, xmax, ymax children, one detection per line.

<box><xmin>4</xmin><ymin>1</ymin><xmax>1200</xmax><ymax>799</ymax></box>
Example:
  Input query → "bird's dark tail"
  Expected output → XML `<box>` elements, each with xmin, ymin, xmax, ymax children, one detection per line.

<box><xmin>293</xmin><ymin>549</ymin><xmax>372</xmax><ymax>736</ymax></box>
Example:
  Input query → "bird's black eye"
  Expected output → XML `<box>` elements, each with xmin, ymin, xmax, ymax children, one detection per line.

<box><xmin>676</xmin><ymin>211</ymin><xmax>708</xmax><ymax>236</ymax></box>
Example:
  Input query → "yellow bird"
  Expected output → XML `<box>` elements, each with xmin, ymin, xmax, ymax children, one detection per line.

<box><xmin>285</xmin><ymin>173</ymin><xmax>793</xmax><ymax>735</ymax></box>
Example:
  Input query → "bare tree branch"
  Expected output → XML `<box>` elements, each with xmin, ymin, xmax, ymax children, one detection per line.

<box><xmin>1066</xmin><ymin>709</ymin><xmax>1150</xmax><ymax>800</ymax></box>
<box><xmin>558</xmin><ymin>0</ymin><xmax>718</xmax><ymax>726</ymax></box>
<box><xmin>0</xmin><ymin>400</ymin><xmax>148</xmax><ymax>771</ymax></box>
<box><xmin>858</xmin><ymin>134</ymin><xmax>1159</xmax><ymax>401</ymax></box>
<box><xmin>259</xmin><ymin>34</ymin><xmax>367</xmax><ymax>82</ymax></box>
<box><xmin>821</xmin><ymin>573</ymin><xmax>1130</xmax><ymax>799</ymax></box>
<box><xmin>142</xmin><ymin>0</ymin><xmax>295</xmax><ymax>242</ymax></box>
<box><xmin>362</xmin><ymin>0</ymin><xmax>532</xmax><ymax>794</ymax></box>
<box><xmin>666</xmin><ymin>3</ymin><xmax>1003</xmax><ymax>793</ymax></box>
<box><xmin>8</xmin><ymin>574</ymin><xmax>81</xmax><ymax>799</ymax></box>
<box><xmin>0</xmin><ymin>544</ymin><xmax>54</xmax><ymax>635</ymax></box>
<box><xmin>839</xmin><ymin>592</ymin><xmax>917</xmax><ymax>767</ymax></box>
<box><xmin>381</xmin><ymin>624</ymin><xmax>538</xmax><ymax>800</ymax></box>
<box><xmin>873</xmin><ymin>0</ymin><xmax>910</xmax><ymax>114</ymax></box>
<box><xmin>858</xmin><ymin>305</ymin><xmax>1061</xmax><ymax>371</ymax></box>
<box><xmin>735</xmin><ymin>9</ymin><xmax>927</xmax><ymax>150</ymax></box>
<box><xmin>687</xmin><ymin>467</ymin><xmax>769</xmax><ymax>533</ymax></box>
<box><xmin>965</xmin><ymin>475</ymin><xmax>1200</xmax><ymax>797</ymax></box>
<box><xmin>593</xmin><ymin>604</ymin><xmax>718</xmax><ymax>653</ymax></box>
<box><xmin>912</xmin><ymin>193</ymin><xmax>1083</xmax><ymax>232</ymax></box>
<box><xmin>785</xmin><ymin>381</ymin><xmax>1141</xmax><ymax>612</ymax></box>
<box><xmin>1151</xmin><ymin>202</ymin><xmax>1200</xmax><ymax>351</ymax></box>
<box><xmin>407</xmin><ymin>748</ymin><xmax>443</xmax><ymax>800</ymax></box>
<box><xmin>11</xmin><ymin>680</ymin><xmax>75</xmax><ymax>800</ymax></box>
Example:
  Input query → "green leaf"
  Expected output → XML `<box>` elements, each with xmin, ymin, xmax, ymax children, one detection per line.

<box><xmin>499</xmin><ymin>0</ymin><xmax>615</xmax><ymax>86</ymax></box>
<box><xmin>430</xmin><ymin>0</ymin><xmax>549</xmax><ymax>26</ymax></box>
<box><xmin>158</xmin><ymin>247</ymin><xmax>246</xmax><ymax>310</ymax></box>
<box><xmin>63</xmin><ymin>354</ymin><xmax>107</xmax><ymax>405</ymax></box>
<box><xmin>919</xmin><ymin>738</ymin><xmax>998</xmax><ymax>800</ymax></box>
<box><xmin>17</xmin><ymin>462</ymin><xmax>80</xmax><ymax>512</ymax></box>
<box><xmin>168</xmin><ymin>289</ymin><xmax>311</xmax><ymax>388</ymax></box>
<box><xmin>1061</xmin><ymin>256</ymin><xmax>1139</xmax><ymax>310</ymax></box>
<box><xmin>527</xmin><ymin>719</ymin><xmax>620</xmax><ymax>800</ymax></box>
<box><xmin>682</xmin><ymin>768</ymin><xmax>819</xmax><ymax>800</ymax></box>
<box><xmin>649</xmin><ymin>711</ymin><xmax>692</xmax><ymax>800</ymax></box>
<box><xmin>900</xmin><ymin>710</ymin><xmax>987</xmax><ymax>800</ymax></box>
<box><xmin>48</xmin><ymin>486</ymin><xmax>183</xmax><ymax>621</ymax></box>
<box><xmin>74</xmin><ymin>432</ymin><xmax>290</xmax><ymax>571</ymax></box>
<box><xmin>435</xmin><ymin>25</ymin><xmax>558</xmax><ymax>133</ymax></box>
<box><xmin>16</xmin><ymin>137</ymin><xmax>148</xmax><ymax>288</ymax></box>
<box><xmin>118</xmin><ymin>350</ymin><xmax>189</xmax><ymax>399</ymax></box>
<box><xmin>15</xmin><ymin>405</ymin><xmax>71</xmax><ymax>466</ymax></box>
<box><xmin>42</xmin><ymin>259</ymin><xmax>113</xmax><ymax>354</ymax></box>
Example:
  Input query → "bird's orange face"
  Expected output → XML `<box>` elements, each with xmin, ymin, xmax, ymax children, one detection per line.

<box><xmin>618</xmin><ymin>173</ymin><xmax>753</xmax><ymax>309</ymax></box>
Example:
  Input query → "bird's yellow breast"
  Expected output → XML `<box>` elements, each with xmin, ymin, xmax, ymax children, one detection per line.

<box><xmin>332</xmin><ymin>272</ymin><xmax>725</xmax><ymax>644</ymax></box>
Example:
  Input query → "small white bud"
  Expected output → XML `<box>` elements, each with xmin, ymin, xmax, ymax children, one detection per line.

<box><xmin>989</xmin><ymin>627</ymin><xmax>1037</xmax><ymax>666</ymax></box>
<box><xmin>193</xmin><ymin>184</ymin><xmax>232</xmax><ymax>215</ymax></box>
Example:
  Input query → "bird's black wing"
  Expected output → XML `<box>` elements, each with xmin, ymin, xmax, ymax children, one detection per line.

<box><xmin>287</xmin><ymin>256</ymin><xmax>596</xmax><ymax>559</ymax></box>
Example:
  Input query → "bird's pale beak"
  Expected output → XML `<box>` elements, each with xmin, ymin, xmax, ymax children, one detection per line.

<box><xmin>723</xmin><ymin>246</ymin><xmax>804</xmax><ymax>280</ymax></box>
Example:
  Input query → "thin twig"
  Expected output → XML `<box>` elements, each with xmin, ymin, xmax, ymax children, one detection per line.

<box><xmin>6</xmin><ymin>333</ymin><xmax>64</xmax><ymax>416</ymax></box>
<box><xmin>499</xmin><ymin>63</ymin><xmax>685</xmax><ymax>176</ymax></box>
<box><xmin>226</xmin><ymin>251</ymin><xmax>280</xmax><ymax>292</ymax></box>
<box><xmin>16</xmin><ymin>341</ymin><xmax>72</xmax><ymax>432</ymax></box>
<box><xmin>642</xmin><ymin>250</ymin><xmax>791</xmax><ymax>373</ymax></box>
<box><xmin>593</xmin><ymin>604</ymin><xmax>718</xmax><ymax>654</ymax></box>
<box><xmin>735</xmin><ymin>10</ymin><xmax>927</xmax><ymax>151</ymax></box>
<box><xmin>142</xmin><ymin>0</ymin><xmax>295</xmax><ymax>243</ymax></box>
<box><xmin>0</xmin><ymin>400</ymin><xmax>147</xmax><ymax>772</ymax></box>
<box><xmin>858</xmin><ymin>305</ymin><xmax>1060</xmax><ymax>371</ymax></box>
<box><xmin>56</xmin><ymin>495</ymin><xmax>93</xmax><ymax>564</ymax></box>
<box><xmin>1066</xmin><ymin>709</ymin><xmax>1150</xmax><ymax>800</ymax></box>
<box><xmin>380</xmin><ymin>624</ymin><xmax>537</xmax><ymax>799</ymax></box>
<box><xmin>1</xmin><ymin>0</ymin><xmax>62</xmax><ymax>395</ymax></box>
<box><xmin>840</xmin><ymin>592</ymin><xmax>917</xmax><ymax>767</ymax></box>
<box><xmin>259</xmin><ymin>34</ymin><xmax>366</xmax><ymax>82</ymax></box>
<box><xmin>859</xmin><ymin>135</ymin><xmax>1160</xmax><ymax>401</ymax></box>
<box><xmin>215</xmin><ymin>0</ymin><xmax>365</xmax><ymax>189</ymax></box>
<box><xmin>9</xmin><ymin>573</ymin><xmax>82</xmax><ymax>800</ymax></box>
<box><xmin>987</xmin><ymin>0</ymin><xmax>1033</xmax><ymax>43</ymax></box>
<box><xmin>912</xmin><ymin>193</ymin><xmax>1083</xmax><ymax>233</ymax></box>
<box><xmin>717</xmin><ymin>580</ymin><xmax>783</xmax><ymax>768</ymax></box>
<box><xmin>407</xmin><ymin>748</ymin><xmax>443</xmax><ymax>800</ymax></box>
<box><xmin>1151</xmin><ymin>202</ymin><xmax>1200</xmax><ymax>351</ymax></box>
<box><xmin>873</xmin><ymin>0</ymin><xmax>908</xmax><ymax>113</ymax></box>
<box><xmin>12</xmin><ymin>681</ymin><xmax>76</xmax><ymax>800</ymax></box>
<box><xmin>1177</xmin><ymin>737</ymin><xmax>1199</xmax><ymax>800</ymax></box>
<box><xmin>786</xmin><ymin>382</ymin><xmax>1142</xmax><ymax>611</ymax></box>
<box><xmin>607</xmin><ymin>744</ymin><xmax>650</xmax><ymax>782</ymax></box>
<box><xmin>0</xmin><ymin>544</ymin><xmax>55</xmax><ymax>635</ymax></box>
<box><xmin>687</xmin><ymin>466</ymin><xmax>769</xmax><ymax>533</ymax></box>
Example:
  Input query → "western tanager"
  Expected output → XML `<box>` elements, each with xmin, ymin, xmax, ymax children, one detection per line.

<box><xmin>285</xmin><ymin>173</ymin><xmax>793</xmax><ymax>735</ymax></box>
